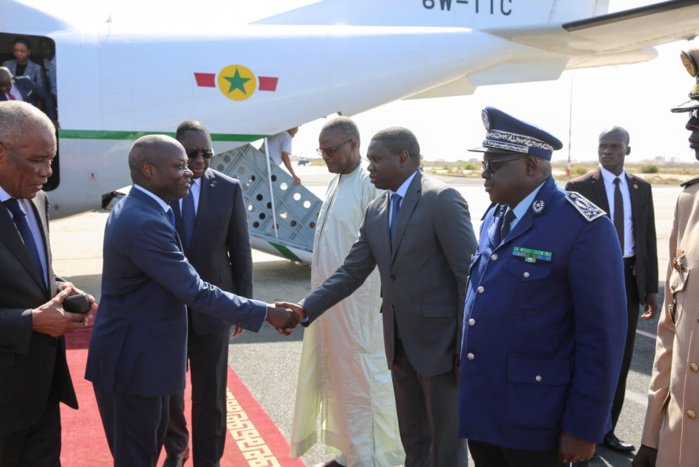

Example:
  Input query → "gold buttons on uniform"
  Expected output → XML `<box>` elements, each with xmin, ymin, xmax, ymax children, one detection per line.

<box><xmin>491</xmin><ymin>254</ymin><xmax>498</xmax><ymax>261</ymax></box>
<box><xmin>535</xmin><ymin>375</ymin><xmax>542</xmax><ymax>382</ymax></box>
<box><xmin>467</xmin><ymin>353</ymin><xmax>474</xmax><ymax>360</ymax></box>
<box><xmin>687</xmin><ymin>410</ymin><xmax>696</xmax><ymax>420</ymax></box>
<box><xmin>468</xmin><ymin>318</ymin><xmax>475</xmax><ymax>326</ymax></box>
<box><xmin>690</xmin><ymin>363</ymin><xmax>699</xmax><ymax>373</ymax></box>
<box><xmin>523</xmin><ymin>272</ymin><xmax>530</xmax><ymax>278</ymax></box>
<box><xmin>477</xmin><ymin>286</ymin><xmax>484</xmax><ymax>294</ymax></box>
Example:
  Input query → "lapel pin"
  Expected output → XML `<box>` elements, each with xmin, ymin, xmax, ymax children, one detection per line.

<box><xmin>532</xmin><ymin>200</ymin><xmax>545</xmax><ymax>213</ymax></box>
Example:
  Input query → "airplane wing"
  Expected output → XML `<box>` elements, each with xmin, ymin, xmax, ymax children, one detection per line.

<box><xmin>485</xmin><ymin>0</ymin><xmax>699</xmax><ymax>69</ymax></box>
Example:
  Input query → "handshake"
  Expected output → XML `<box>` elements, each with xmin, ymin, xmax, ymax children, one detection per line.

<box><xmin>264</xmin><ymin>301</ymin><xmax>307</xmax><ymax>336</ymax></box>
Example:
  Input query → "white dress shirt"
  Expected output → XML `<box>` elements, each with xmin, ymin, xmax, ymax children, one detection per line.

<box><xmin>600</xmin><ymin>167</ymin><xmax>635</xmax><ymax>258</ymax></box>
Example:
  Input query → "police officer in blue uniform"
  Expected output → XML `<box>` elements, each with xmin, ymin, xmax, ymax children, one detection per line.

<box><xmin>458</xmin><ymin>107</ymin><xmax>627</xmax><ymax>466</ymax></box>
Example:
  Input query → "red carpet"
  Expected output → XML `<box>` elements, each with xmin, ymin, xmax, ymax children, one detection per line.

<box><xmin>60</xmin><ymin>324</ymin><xmax>303</xmax><ymax>466</ymax></box>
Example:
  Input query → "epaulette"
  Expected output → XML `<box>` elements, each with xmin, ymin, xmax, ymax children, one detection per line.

<box><xmin>565</xmin><ymin>192</ymin><xmax>607</xmax><ymax>222</ymax></box>
<box><xmin>680</xmin><ymin>175</ymin><xmax>699</xmax><ymax>188</ymax></box>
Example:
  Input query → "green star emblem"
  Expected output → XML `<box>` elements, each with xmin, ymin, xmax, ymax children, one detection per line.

<box><xmin>223</xmin><ymin>68</ymin><xmax>251</xmax><ymax>95</ymax></box>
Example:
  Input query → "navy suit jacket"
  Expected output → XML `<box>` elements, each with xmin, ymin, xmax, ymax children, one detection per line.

<box><xmin>171</xmin><ymin>169</ymin><xmax>253</xmax><ymax>334</ymax></box>
<box><xmin>85</xmin><ymin>187</ymin><xmax>266</xmax><ymax>397</ymax></box>
<box><xmin>0</xmin><ymin>76</ymin><xmax>57</xmax><ymax>121</ymax></box>
<box><xmin>459</xmin><ymin>176</ymin><xmax>627</xmax><ymax>450</ymax></box>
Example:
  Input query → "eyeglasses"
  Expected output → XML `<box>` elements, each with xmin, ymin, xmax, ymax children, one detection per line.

<box><xmin>481</xmin><ymin>155</ymin><xmax>529</xmax><ymax>173</ymax></box>
<box><xmin>186</xmin><ymin>149</ymin><xmax>214</xmax><ymax>160</ymax></box>
<box><xmin>692</xmin><ymin>108</ymin><xmax>699</xmax><ymax>120</ymax></box>
<box><xmin>316</xmin><ymin>140</ymin><xmax>351</xmax><ymax>157</ymax></box>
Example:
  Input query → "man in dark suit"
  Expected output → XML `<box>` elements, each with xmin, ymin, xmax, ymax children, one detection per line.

<box><xmin>280</xmin><ymin>127</ymin><xmax>477</xmax><ymax>466</ymax></box>
<box><xmin>460</xmin><ymin>107</ymin><xmax>627</xmax><ymax>466</ymax></box>
<box><xmin>566</xmin><ymin>126</ymin><xmax>658</xmax><ymax>452</ymax></box>
<box><xmin>163</xmin><ymin>121</ymin><xmax>253</xmax><ymax>467</ymax></box>
<box><xmin>85</xmin><ymin>135</ymin><xmax>298</xmax><ymax>467</ymax></box>
<box><xmin>0</xmin><ymin>66</ymin><xmax>57</xmax><ymax>122</ymax></box>
<box><xmin>0</xmin><ymin>101</ymin><xmax>96</xmax><ymax>465</ymax></box>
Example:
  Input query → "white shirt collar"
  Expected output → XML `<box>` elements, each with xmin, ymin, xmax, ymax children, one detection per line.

<box><xmin>133</xmin><ymin>184</ymin><xmax>173</xmax><ymax>214</ymax></box>
<box><xmin>600</xmin><ymin>166</ymin><xmax>627</xmax><ymax>186</ymax></box>
<box><xmin>391</xmin><ymin>170</ymin><xmax>418</xmax><ymax>199</ymax></box>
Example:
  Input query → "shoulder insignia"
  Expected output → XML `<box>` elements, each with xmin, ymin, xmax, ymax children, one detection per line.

<box><xmin>680</xmin><ymin>175</ymin><xmax>699</xmax><ymax>188</ymax></box>
<box><xmin>565</xmin><ymin>192</ymin><xmax>607</xmax><ymax>222</ymax></box>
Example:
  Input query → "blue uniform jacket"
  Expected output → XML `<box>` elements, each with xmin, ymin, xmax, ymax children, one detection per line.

<box><xmin>458</xmin><ymin>176</ymin><xmax>627</xmax><ymax>450</ymax></box>
<box><xmin>85</xmin><ymin>187</ymin><xmax>266</xmax><ymax>397</ymax></box>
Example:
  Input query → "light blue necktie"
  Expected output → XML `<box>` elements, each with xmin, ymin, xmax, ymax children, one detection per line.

<box><xmin>180</xmin><ymin>189</ymin><xmax>195</xmax><ymax>252</ymax></box>
<box><xmin>389</xmin><ymin>193</ymin><xmax>402</xmax><ymax>251</ymax></box>
<box><xmin>4</xmin><ymin>198</ymin><xmax>45</xmax><ymax>287</ymax></box>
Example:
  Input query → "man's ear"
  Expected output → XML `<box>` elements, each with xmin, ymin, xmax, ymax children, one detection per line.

<box><xmin>524</xmin><ymin>156</ymin><xmax>538</xmax><ymax>175</ymax></box>
<box><xmin>626</xmin><ymin>146</ymin><xmax>631</xmax><ymax>157</ymax></box>
<box><xmin>398</xmin><ymin>149</ymin><xmax>410</xmax><ymax>166</ymax></box>
<box><xmin>141</xmin><ymin>161</ymin><xmax>155</xmax><ymax>180</ymax></box>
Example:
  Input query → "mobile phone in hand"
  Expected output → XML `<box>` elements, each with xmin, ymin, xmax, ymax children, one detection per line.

<box><xmin>63</xmin><ymin>293</ymin><xmax>91</xmax><ymax>314</ymax></box>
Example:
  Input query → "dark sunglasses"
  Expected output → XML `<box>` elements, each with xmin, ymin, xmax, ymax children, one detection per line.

<box><xmin>187</xmin><ymin>149</ymin><xmax>214</xmax><ymax>160</ymax></box>
<box><xmin>316</xmin><ymin>139</ymin><xmax>351</xmax><ymax>157</ymax></box>
<box><xmin>481</xmin><ymin>155</ymin><xmax>529</xmax><ymax>173</ymax></box>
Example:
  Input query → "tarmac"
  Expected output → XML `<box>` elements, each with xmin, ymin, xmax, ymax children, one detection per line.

<box><xmin>49</xmin><ymin>164</ymin><xmax>685</xmax><ymax>466</ymax></box>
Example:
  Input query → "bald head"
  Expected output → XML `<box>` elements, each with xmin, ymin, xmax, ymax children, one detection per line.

<box><xmin>0</xmin><ymin>100</ymin><xmax>54</xmax><ymax>149</ymax></box>
<box><xmin>128</xmin><ymin>135</ymin><xmax>192</xmax><ymax>202</ymax></box>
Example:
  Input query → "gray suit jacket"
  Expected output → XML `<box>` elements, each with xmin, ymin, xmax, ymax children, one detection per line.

<box><xmin>171</xmin><ymin>169</ymin><xmax>253</xmax><ymax>334</ymax></box>
<box><xmin>0</xmin><ymin>192</ymin><xmax>77</xmax><ymax>436</ymax></box>
<box><xmin>302</xmin><ymin>171</ymin><xmax>477</xmax><ymax>377</ymax></box>
<box><xmin>565</xmin><ymin>169</ymin><xmax>658</xmax><ymax>303</ymax></box>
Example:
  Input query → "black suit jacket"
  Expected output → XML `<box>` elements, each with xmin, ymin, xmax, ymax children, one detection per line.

<box><xmin>0</xmin><ymin>192</ymin><xmax>77</xmax><ymax>436</ymax></box>
<box><xmin>0</xmin><ymin>76</ymin><xmax>57</xmax><ymax>121</ymax></box>
<box><xmin>171</xmin><ymin>169</ymin><xmax>253</xmax><ymax>334</ymax></box>
<box><xmin>566</xmin><ymin>169</ymin><xmax>658</xmax><ymax>304</ymax></box>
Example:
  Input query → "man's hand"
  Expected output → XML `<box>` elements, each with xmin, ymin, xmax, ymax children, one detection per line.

<box><xmin>61</xmin><ymin>282</ymin><xmax>98</xmax><ymax>324</ymax></box>
<box><xmin>292</xmin><ymin>175</ymin><xmax>301</xmax><ymax>186</ymax></box>
<box><xmin>558</xmin><ymin>431</ymin><xmax>595</xmax><ymax>464</ymax></box>
<box><xmin>453</xmin><ymin>354</ymin><xmax>460</xmax><ymax>381</ymax></box>
<box><xmin>265</xmin><ymin>304</ymin><xmax>300</xmax><ymax>336</ymax></box>
<box><xmin>32</xmin><ymin>288</ymin><xmax>89</xmax><ymax>337</ymax></box>
<box><xmin>641</xmin><ymin>292</ymin><xmax>658</xmax><ymax>320</ymax></box>
<box><xmin>632</xmin><ymin>445</ymin><xmax>658</xmax><ymax>467</ymax></box>
<box><xmin>231</xmin><ymin>326</ymin><xmax>245</xmax><ymax>338</ymax></box>
<box><xmin>275</xmin><ymin>301</ymin><xmax>307</xmax><ymax>320</ymax></box>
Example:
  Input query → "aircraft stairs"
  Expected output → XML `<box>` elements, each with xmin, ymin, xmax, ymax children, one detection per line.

<box><xmin>210</xmin><ymin>144</ymin><xmax>321</xmax><ymax>264</ymax></box>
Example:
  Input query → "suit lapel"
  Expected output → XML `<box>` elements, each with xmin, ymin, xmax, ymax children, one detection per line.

<box><xmin>501</xmin><ymin>177</ymin><xmax>557</xmax><ymax>247</ymax></box>
<box><xmin>190</xmin><ymin>170</ymin><xmax>215</xmax><ymax>255</ymax></box>
<box><xmin>591</xmin><ymin>169</ymin><xmax>611</xmax><ymax>215</ymax></box>
<box><xmin>29</xmin><ymin>196</ymin><xmax>50</xmax><ymax>291</ymax></box>
<box><xmin>391</xmin><ymin>172</ymin><xmax>421</xmax><ymax>260</ymax></box>
<box><xmin>627</xmin><ymin>173</ymin><xmax>641</xmax><ymax>236</ymax></box>
<box><xmin>0</xmin><ymin>199</ymin><xmax>47</xmax><ymax>291</ymax></box>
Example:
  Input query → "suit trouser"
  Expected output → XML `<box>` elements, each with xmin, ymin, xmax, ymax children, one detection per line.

<box><xmin>391</xmin><ymin>339</ymin><xmax>468</xmax><ymax>467</ymax></box>
<box><xmin>165</xmin><ymin>315</ymin><xmax>231</xmax><ymax>467</ymax></box>
<box><xmin>609</xmin><ymin>257</ymin><xmax>640</xmax><ymax>432</ymax></box>
<box><xmin>0</xmin><ymin>388</ymin><xmax>61</xmax><ymax>467</ymax></box>
<box><xmin>93</xmin><ymin>383</ymin><xmax>170</xmax><ymax>467</ymax></box>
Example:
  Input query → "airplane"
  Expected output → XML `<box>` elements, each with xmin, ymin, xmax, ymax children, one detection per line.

<box><xmin>2</xmin><ymin>0</ymin><xmax>699</xmax><ymax>263</ymax></box>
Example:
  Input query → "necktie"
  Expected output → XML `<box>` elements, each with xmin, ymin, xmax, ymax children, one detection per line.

<box><xmin>500</xmin><ymin>208</ymin><xmax>516</xmax><ymax>241</ymax></box>
<box><xmin>4</xmin><ymin>199</ymin><xmax>45</xmax><ymax>285</ymax></box>
<box><xmin>389</xmin><ymin>193</ymin><xmax>402</xmax><ymax>251</ymax></box>
<box><xmin>180</xmin><ymin>189</ymin><xmax>195</xmax><ymax>252</ymax></box>
<box><xmin>166</xmin><ymin>208</ymin><xmax>176</xmax><ymax>229</ymax></box>
<box><xmin>613</xmin><ymin>177</ymin><xmax>624</xmax><ymax>253</ymax></box>
<box><xmin>8</xmin><ymin>92</ymin><xmax>16</xmax><ymax>100</ymax></box>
